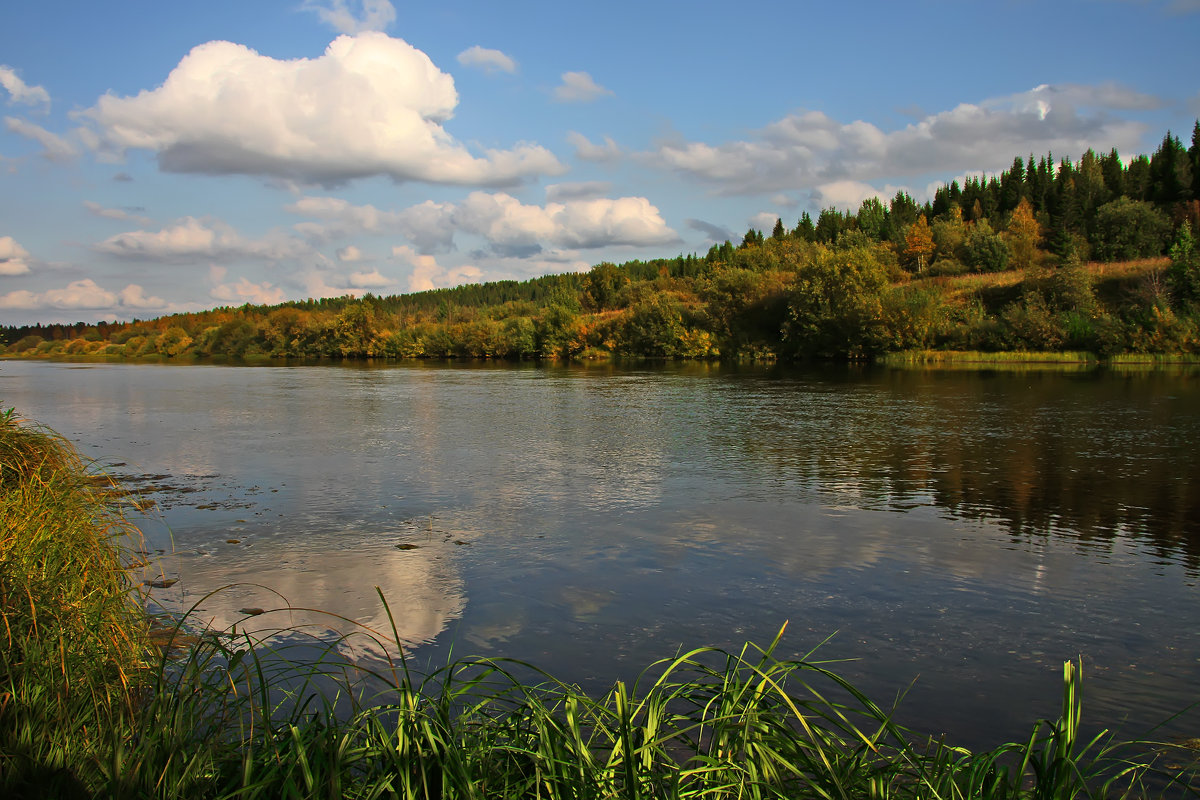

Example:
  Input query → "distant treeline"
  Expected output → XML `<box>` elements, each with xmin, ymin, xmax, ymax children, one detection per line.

<box><xmin>6</xmin><ymin>122</ymin><xmax>1200</xmax><ymax>361</ymax></box>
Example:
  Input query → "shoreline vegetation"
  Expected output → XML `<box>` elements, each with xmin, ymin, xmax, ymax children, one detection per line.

<box><xmin>5</xmin><ymin>125</ymin><xmax>1200</xmax><ymax>366</ymax></box>
<box><xmin>4</xmin><ymin>412</ymin><xmax>1200</xmax><ymax>797</ymax></box>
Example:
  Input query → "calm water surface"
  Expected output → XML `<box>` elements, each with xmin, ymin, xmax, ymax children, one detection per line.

<box><xmin>3</xmin><ymin>358</ymin><xmax>1198</xmax><ymax>749</ymax></box>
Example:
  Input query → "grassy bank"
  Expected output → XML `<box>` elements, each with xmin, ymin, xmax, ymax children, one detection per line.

<box><xmin>880</xmin><ymin>349</ymin><xmax>1200</xmax><ymax>367</ymax></box>
<box><xmin>2</xmin><ymin>410</ymin><xmax>1198</xmax><ymax>798</ymax></box>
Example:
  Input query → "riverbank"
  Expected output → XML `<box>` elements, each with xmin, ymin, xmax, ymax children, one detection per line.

<box><xmin>878</xmin><ymin>350</ymin><xmax>1200</xmax><ymax>367</ymax></box>
<box><xmin>8</xmin><ymin>346</ymin><xmax>1200</xmax><ymax>370</ymax></box>
<box><xmin>2</xmin><ymin>409</ymin><xmax>1198</xmax><ymax>798</ymax></box>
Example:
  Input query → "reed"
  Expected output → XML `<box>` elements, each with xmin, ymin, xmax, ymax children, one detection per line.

<box><xmin>2</xmin><ymin>409</ymin><xmax>1197</xmax><ymax>798</ymax></box>
<box><xmin>0</xmin><ymin>409</ymin><xmax>150</xmax><ymax>795</ymax></box>
<box><xmin>879</xmin><ymin>350</ymin><xmax>1099</xmax><ymax>366</ymax></box>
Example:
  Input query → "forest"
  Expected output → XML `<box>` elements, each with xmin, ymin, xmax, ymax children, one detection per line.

<box><xmin>5</xmin><ymin>122</ymin><xmax>1200</xmax><ymax>362</ymax></box>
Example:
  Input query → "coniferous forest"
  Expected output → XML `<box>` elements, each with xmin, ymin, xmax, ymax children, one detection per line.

<box><xmin>6</xmin><ymin>123</ymin><xmax>1200</xmax><ymax>362</ymax></box>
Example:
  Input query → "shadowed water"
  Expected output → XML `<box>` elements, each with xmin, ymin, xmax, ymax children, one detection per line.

<box><xmin>2</xmin><ymin>358</ymin><xmax>1198</xmax><ymax>750</ymax></box>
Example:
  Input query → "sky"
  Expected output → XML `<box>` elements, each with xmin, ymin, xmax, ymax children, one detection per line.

<box><xmin>1</xmin><ymin>0</ymin><xmax>1198</xmax><ymax>325</ymax></box>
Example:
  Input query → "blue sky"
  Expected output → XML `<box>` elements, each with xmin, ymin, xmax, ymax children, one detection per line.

<box><xmin>1</xmin><ymin>0</ymin><xmax>1198</xmax><ymax>325</ymax></box>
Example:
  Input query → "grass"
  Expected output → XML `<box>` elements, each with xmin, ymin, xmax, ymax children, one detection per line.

<box><xmin>1108</xmin><ymin>353</ymin><xmax>1200</xmax><ymax>365</ymax></box>
<box><xmin>2</xmin><ymin>409</ymin><xmax>1198</xmax><ymax>798</ymax></box>
<box><xmin>1</xmin><ymin>408</ymin><xmax>150</xmax><ymax>796</ymax></box>
<box><xmin>878</xmin><ymin>350</ymin><xmax>1100</xmax><ymax>367</ymax></box>
<box><xmin>880</xmin><ymin>350</ymin><xmax>1200</xmax><ymax>368</ymax></box>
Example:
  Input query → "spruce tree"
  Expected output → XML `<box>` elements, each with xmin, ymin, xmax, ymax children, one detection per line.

<box><xmin>794</xmin><ymin>212</ymin><xmax>816</xmax><ymax>241</ymax></box>
<box><xmin>1150</xmin><ymin>132</ymin><xmax>1191</xmax><ymax>206</ymax></box>
<box><xmin>1191</xmin><ymin>120</ymin><xmax>1200</xmax><ymax>202</ymax></box>
<box><xmin>1168</xmin><ymin>222</ymin><xmax>1200</xmax><ymax>306</ymax></box>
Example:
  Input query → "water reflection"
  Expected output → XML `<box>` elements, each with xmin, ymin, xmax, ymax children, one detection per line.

<box><xmin>691</xmin><ymin>365</ymin><xmax>1200</xmax><ymax>567</ymax></box>
<box><xmin>146</xmin><ymin>518</ymin><xmax>465</xmax><ymax>658</ymax></box>
<box><xmin>2</xmin><ymin>358</ymin><xmax>1198</xmax><ymax>748</ymax></box>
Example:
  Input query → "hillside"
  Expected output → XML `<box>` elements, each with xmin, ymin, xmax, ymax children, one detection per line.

<box><xmin>5</xmin><ymin>123</ymin><xmax>1200</xmax><ymax>362</ymax></box>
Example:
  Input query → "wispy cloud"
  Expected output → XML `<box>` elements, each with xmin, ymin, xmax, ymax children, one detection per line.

<box><xmin>648</xmin><ymin>82</ymin><xmax>1159</xmax><ymax>195</ymax></box>
<box><xmin>302</xmin><ymin>0</ymin><xmax>395</xmax><ymax>34</ymax></box>
<box><xmin>4</xmin><ymin>117</ymin><xmax>76</xmax><ymax>161</ymax></box>
<box><xmin>568</xmin><ymin>132</ymin><xmax>621</xmax><ymax>162</ymax></box>
<box><xmin>554</xmin><ymin>71</ymin><xmax>613</xmax><ymax>103</ymax></box>
<box><xmin>546</xmin><ymin>181</ymin><xmax>613</xmax><ymax>202</ymax></box>
<box><xmin>0</xmin><ymin>66</ymin><xmax>49</xmax><ymax>106</ymax></box>
<box><xmin>456</xmin><ymin>46</ymin><xmax>517</xmax><ymax>74</ymax></box>
<box><xmin>684</xmin><ymin>219</ymin><xmax>733</xmax><ymax>244</ymax></box>
<box><xmin>84</xmin><ymin>201</ymin><xmax>153</xmax><ymax>227</ymax></box>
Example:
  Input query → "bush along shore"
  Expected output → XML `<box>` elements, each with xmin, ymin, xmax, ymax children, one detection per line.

<box><xmin>3</xmin><ymin>410</ymin><xmax>1199</xmax><ymax>799</ymax></box>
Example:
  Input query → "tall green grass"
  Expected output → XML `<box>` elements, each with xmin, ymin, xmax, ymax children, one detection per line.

<box><xmin>1</xmin><ymin>408</ymin><xmax>150</xmax><ymax>795</ymax></box>
<box><xmin>2</xmin><ymin>409</ymin><xmax>1197</xmax><ymax>798</ymax></box>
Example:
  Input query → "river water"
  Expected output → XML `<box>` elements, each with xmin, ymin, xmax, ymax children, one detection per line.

<box><xmin>2</xmin><ymin>358</ymin><xmax>1198</xmax><ymax>749</ymax></box>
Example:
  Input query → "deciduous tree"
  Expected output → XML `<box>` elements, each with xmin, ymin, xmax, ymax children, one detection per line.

<box><xmin>1006</xmin><ymin>198</ymin><xmax>1041</xmax><ymax>271</ymax></box>
<box><xmin>903</xmin><ymin>215</ymin><xmax>935</xmax><ymax>273</ymax></box>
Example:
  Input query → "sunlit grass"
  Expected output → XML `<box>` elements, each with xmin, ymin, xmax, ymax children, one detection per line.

<box><xmin>1108</xmin><ymin>353</ymin><xmax>1200</xmax><ymax>365</ymax></box>
<box><xmin>3</xmin><ymin>409</ymin><xmax>1198</xmax><ymax>798</ymax></box>
<box><xmin>879</xmin><ymin>350</ymin><xmax>1099</xmax><ymax>367</ymax></box>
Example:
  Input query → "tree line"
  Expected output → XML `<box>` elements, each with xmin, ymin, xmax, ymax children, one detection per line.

<box><xmin>6</xmin><ymin>122</ymin><xmax>1200</xmax><ymax>362</ymax></box>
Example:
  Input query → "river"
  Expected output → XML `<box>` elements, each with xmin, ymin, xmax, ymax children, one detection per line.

<box><xmin>2</xmin><ymin>358</ymin><xmax>1197</xmax><ymax>750</ymax></box>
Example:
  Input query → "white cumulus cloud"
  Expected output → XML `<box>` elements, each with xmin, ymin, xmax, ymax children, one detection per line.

<box><xmin>809</xmin><ymin>180</ymin><xmax>891</xmax><ymax>212</ymax></box>
<box><xmin>0</xmin><ymin>236</ymin><xmax>32</xmax><ymax>276</ymax></box>
<box><xmin>438</xmin><ymin>192</ymin><xmax>678</xmax><ymax>255</ymax></box>
<box><xmin>749</xmin><ymin>212</ymin><xmax>780</xmax><ymax>233</ymax></box>
<box><xmin>0</xmin><ymin>279</ymin><xmax>164</xmax><ymax>311</ymax></box>
<box><xmin>79</xmin><ymin>32</ymin><xmax>563</xmax><ymax>187</ymax></box>
<box><xmin>392</xmin><ymin>245</ymin><xmax>482</xmax><ymax>292</ymax></box>
<box><xmin>287</xmin><ymin>191</ymin><xmax>679</xmax><ymax>256</ymax></box>
<box><xmin>348</xmin><ymin>269</ymin><xmax>391</xmax><ymax>288</ymax></box>
<box><xmin>118</xmin><ymin>284</ymin><xmax>167</xmax><ymax>308</ymax></box>
<box><xmin>456</xmin><ymin>46</ymin><xmax>517</xmax><ymax>74</ymax></box>
<box><xmin>96</xmin><ymin>217</ymin><xmax>310</xmax><ymax>262</ymax></box>
<box><xmin>554</xmin><ymin>72</ymin><xmax>612</xmax><ymax>103</ymax></box>
<box><xmin>209</xmin><ymin>269</ymin><xmax>288</xmax><ymax>305</ymax></box>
